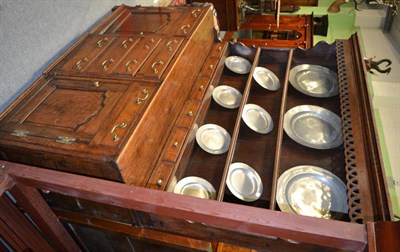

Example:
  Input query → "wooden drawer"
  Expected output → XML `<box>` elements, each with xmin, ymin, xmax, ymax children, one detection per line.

<box><xmin>176</xmin><ymin>100</ymin><xmax>201</xmax><ymax>129</ymax></box>
<box><xmin>209</xmin><ymin>41</ymin><xmax>227</xmax><ymax>59</ymax></box>
<box><xmin>136</xmin><ymin>38</ymin><xmax>184</xmax><ymax>81</ymax></box>
<box><xmin>146</xmin><ymin>161</ymin><xmax>176</xmax><ymax>190</ymax></box>
<box><xmin>112</xmin><ymin>36</ymin><xmax>162</xmax><ymax>76</ymax></box>
<box><xmin>174</xmin><ymin>8</ymin><xmax>205</xmax><ymax>37</ymax></box>
<box><xmin>57</xmin><ymin>35</ymin><xmax>116</xmax><ymax>73</ymax></box>
<box><xmin>85</xmin><ymin>36</ymin><xmax>141</xmax><ymax>74</ymax></box>
<box><xmin>53</xmin><ymin>35</ymin><xmax>164</xmax><ymax>79</ymax></box>
<box><xmin>163</xmin><ymin>128</ymin><xmax>189</xmax><ymax>163</ymax></box>
<box><xmin>199</xmin><ymin>57</ymin><xmax>219</xmax><ymax>79</ymax></box>
<box><xmin>99</xmin><ymin>85</ymin><xmax>155</xmax><ymax>147</ymax></box>
<box><xmin>189</xmin><ymin>79</ymin><xmax>210</xmax><ymax>101</ymax></box>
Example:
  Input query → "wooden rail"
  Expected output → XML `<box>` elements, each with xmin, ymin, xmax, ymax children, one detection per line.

<box><xmin>0</xmin><ymin>160</ymin><xmax>369</xmax><ymax>251</ymax></box>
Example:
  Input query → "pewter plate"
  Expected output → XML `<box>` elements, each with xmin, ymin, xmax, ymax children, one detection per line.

<box><xmin>212</xmin><ymin>85</ymin><xmax>242</xmax><ymax>109</ymax></box>
<box><xmin>196</xmin><ymin>124</ymin><xmax>231</xmax><ymax>154</ymax></box>
<box><xmin>227</xmin><ymin>162</ymin><xmax>263</xmax><ymax>202</ymax></box>
<box><xmin>283</xmin><ymin>105</ymin><xmax>342</xmax><ymax>149</ymax></box>
<box><xmin>276</xmin><ymin>165</ymin><xmax>348</xmax><ymax>219</ymax></box>
<box><xmin>253</xmin><ymin>67</ymin><xmax>280</xmax><ymax>91</ymax></box>
<box><xmin>174</xmin><ymin>176</ymin><xmax>216</xmax><ymax>200</ymax></box>
<box><xmin>242</xmin><ymin>104</ymin><xmax>273</xmax><ymax>134</ymax></box>
<box><xmin>225</xmin><ymin>56</ymin><xmax>252</xmax><ymax>74</ymax></box>
<box><xmin>289</xmin><ymin>64</ymin><xmax>338</xmax><ymax>97</ymax></box>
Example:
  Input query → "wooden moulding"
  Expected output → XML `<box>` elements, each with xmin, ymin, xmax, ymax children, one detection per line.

<box><xmin>336</xmin><ymin>34</ymin><xmax>392</xmax><ymax>223</ymax></box>
<box><xmin>0</xmin><ymin>160</ymin><xmax>367</xmax><ymax>251</ymax></box>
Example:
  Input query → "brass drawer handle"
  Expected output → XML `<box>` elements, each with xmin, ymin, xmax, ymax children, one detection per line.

<box><xmin>166</xmin><ymin>39</ymin><xmax>178</xmax><ymax>51</ymax></box>
<box><xmin>180</xmin><ymin>24</ymin><xmax>191</xmax><ymax>34</ymax></box>
<box><xmin>191</xmin><ymin>9</ymin><xmax>201</xmax><ymax>18</ymax></box>
<box><xmin>199</xmin><ymin>85</ymin><xmax>204</xmax><ymax>91</ymax></box>
<box><xmin>125</xmin><ymin>59</ymin><xmax>138</xmax><ymax>72</ymax></box>
<box><xmin>187</xmin><ymin>111</ymin><xmax>193</xmax><ymax>117</ymax></box>
<box><xmin>102</xmin><ymin>58</ymin><xmax>115</xmax><ymax>70</ymax></box>
<box><xmin>122</xmin><ymin>38</ymin><xmax>134</xmax><ymax>48</ymax></box>
<box><xmin>96</xmin><ymin>37</ymin><xmax>109</xmax><ymax>48</ymax></box>
<box><xmin>136</xmin><ymin>89</ymin><xmax>149</xmax><ymax>104</ymax></box>
<box><xmin>173</xmin><ymin>141</ymin><xmax>179</xmax><ymax>148</ymax></box>
<box><xmin>92</xmin><ymin>81</ymin><xmax>100</xmax><ymax>87</ymax></box>
<box><xmin>151</xmin><ymin>60</ymin><xmax>164</xmax><ymax>74</ymax></box>
<box><xmin>74</xmin><ymin>57</ymin><xmax>88</xmax><ymax>70</ymax></box>
<box><xmin>111</xmin><ymin>122</ymin><xmax>127</xmax><ymax>142</ymax></box>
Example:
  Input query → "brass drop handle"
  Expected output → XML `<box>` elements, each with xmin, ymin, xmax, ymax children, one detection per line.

<box><xmin>166</xmin><ymin>39</ymin><xmax>178</xmax><ymax>51</ymax></box>
<box><xmin>122</xmin><ymin>38</ymin><xmax>134</xmax><ymax>48</ymax></box>
<box><xmin>96</xmin><ymin>37</ymin><xmax>109</xmax><ymax>48</ymax></box>
<box><xmin>151</xmin><ymin>60</ymin><xmax>164</xmax><ymax>74</ymax></box>
<box><xmin>74</xmin><ymin>57</ymin><xmax>88</xmax><ymax>70</ymax></box>
<box><xmin>125</xmin><ymin>59</ymin><xmax>138</xmax><ymax>72</ymax></box>
<box><xmin>102</xmin><ymin>58</ymin><xmax>115</xmax><ymax>70</ymax></box>
<box><xmin>191</xmin><ymin>9</ymin><xmax>201</xmax><ymax>18</ymax></box>
<box><xmin>136</xmin><ymin>89</ymin><xmax>149</xmax><ymax>104</ymax></box>
<box><xmin>92</xmin><ymin>81</ymin><xmax>100</xmax><ymax>87</ymax></box>
<box><xmin>111</xmin><ymin>122</ymin><xmax>127</xmax><ymax>142</ymax></box>
<box><xmin>180</xmin><ymin>24</ymin><xmax>191</xmax><ymax>34</ymax></box>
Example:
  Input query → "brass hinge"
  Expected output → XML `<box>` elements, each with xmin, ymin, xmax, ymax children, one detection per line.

<box><xmin>11</xmin><ymin>129</ymin><xmax>29</xmax><ymax>137</ymax></box>
<box><xmin>56</xmin><ymin>136</ymin><xmax>76</xmax><ymax>145</ymax></box>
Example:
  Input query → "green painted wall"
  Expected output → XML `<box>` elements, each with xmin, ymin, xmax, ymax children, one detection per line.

<box><xmin>291</xmin><ymin>0</ymin><xmax>358</xmax><ymax>44</ymax></box>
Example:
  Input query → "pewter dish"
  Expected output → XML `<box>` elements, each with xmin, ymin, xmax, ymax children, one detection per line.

<box><xmin>174</xmin><ymin>176</ymin><xmax>216</xmax><ymax>200</ymax></box>
<box><xmin>253</xmin><ymin>67</ymin><xmax>280</xmax><ymax>91</ymax></box>
<box><xmin>276</xmin><ymin>165</ymin><xmax>348</xmax><ymax>219</ymax></box>
<box><xmin>196</xmin><ymin>124</ymin><xmax>231</xmax><ymax>154</ymax></box>
<box><xmin>225</xmin><ymin>56</ymin><xmax>252</xmax><ymax>74</ymax></box>
<box><xmin>289</xmin><ymin>64</ymin><xmax>338</xmax><ymax>97</ymax></box>
<box><xmin>227</xmin><ymin>162</ymin><xmax>263</xmax><ymax>202</ymax></box>
<box><xmin>242</xmin><ymin>104</ymin><xmax>273</xmax><ymax>134</ymax></box>
<box><xmin>283</xmin><ymin>105</ymin><xmax>342</xmax><ymax>149</ymax></box>
<box><xmin>212</xmin><ymin>85</ymin><xmax>242</xmax><ymax>109</ymax></box>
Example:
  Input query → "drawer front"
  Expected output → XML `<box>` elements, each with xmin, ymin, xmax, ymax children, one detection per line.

<box><xmin>146</xmin><ymin>161</ymin><xmax>176</xmax><ymax>190</ymax></box>
<box><xmin>174</xmin><ymin>8</ymin><xmax>204</xmax><ymax>37</ymax></box>
<box><xmin>136</xmin><ymin>38</ymin><xmax>184</xmax><ymax>81</ymax></box>
<box><xmin>189</xmin><ymin>79</ymin><xmax>210</xmax><ymax>101</ymax></box>
<box><xmin>99</xmin><ymin>85</ymin><xmax>156</xmax><ymax>147</ymax></box>
<box><xmin>199</xmin><ymin>57</ymin><xmax>219</xmax><ymax>79</ymax></box>
<box><xmin>176</xmin><ymin>100</ymin><xmax>201</xmax><ymax>129</ymax></box>
<box><xmin>85</xmin><ymin>36</ymin><xmax>140</xmax><ymax>74</ymax></box>
<box><xmin>58</xmin><ymin>35</ymin><xmax>116</xmax><ymax>73</ymax></box>
<box><xmin>112</xmin><ymin>36</ymin><xmax>162</xmax><ymax>76</ymax></box>
<box><xmin>209</xmin><ymin>42</ymin><xmax>227</xmax><ymax>59</ymax></box>
<box><xmin>162</xmin><ymin>127</ymin><xmax>188</xmax><ymax>162</ymax></box>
